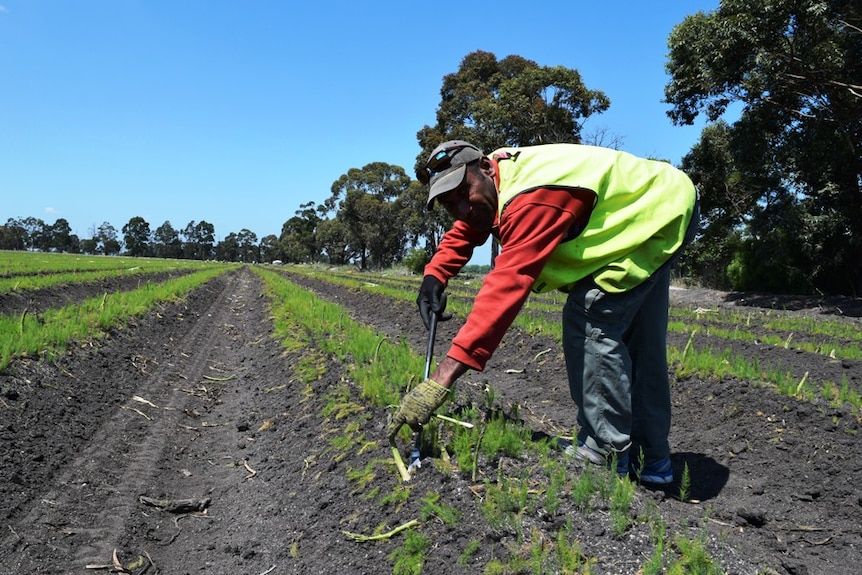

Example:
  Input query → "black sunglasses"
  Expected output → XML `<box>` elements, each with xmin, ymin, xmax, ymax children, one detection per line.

<box><xmin>416</xmin><ymin>144</ymin><xmax>473</xmax><ymax>184</ymax></box>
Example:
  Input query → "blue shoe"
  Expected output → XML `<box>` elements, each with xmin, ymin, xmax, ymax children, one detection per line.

<box><xmin>637</xmin><ymin>456</ymin><xmax>674</xmax><ymax>484</ymax></box>
<box><xmin>614</xmin><ymin>452</ymin><xmax>630</xmax><ymax>479</ymax></box>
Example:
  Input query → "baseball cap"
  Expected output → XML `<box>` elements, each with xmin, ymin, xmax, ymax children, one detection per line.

<box><xmin>416</xmin><ymin>140</ymin><xmax>483</xmax><ymax>208</ymax></box>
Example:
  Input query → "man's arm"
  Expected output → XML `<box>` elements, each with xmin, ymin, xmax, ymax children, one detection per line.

<box><xmin>423</xmin><ymin>220</ymin><xmax>490</xmax><ymax>284</ymax></box>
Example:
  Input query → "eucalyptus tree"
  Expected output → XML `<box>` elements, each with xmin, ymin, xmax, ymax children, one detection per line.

<box><xmin>677</xmin><ymin>121</ymin><xmax>748</xmax><ymax>288</ymax></box>
<box><xmin>215</xmin><ymin>232</ymin><xmax>240</xmax><ymax>262</ymax></box>
<box><xmin>0</xmin><ymin>218</ymin><xmax>27</xmax><ymax>250</ymax></box>
<box><xmin>665</xmin><ymin>0</ymin><xmax>862</xmax><ymax>294</ymax></box>
<box><xmin>400</xmin><ymin>178</ymin><xmax>449</xmax><ymax>261</ymax></box>
<box><xmin>97</xmin><ymin>222</ymin><xmax>121</xmax><ymax>255</ymax></box>
<box><xmin>153</xmin><ymin>221</ymin><xmax>183</xmax><ymax>259</ymax></box>
<box><xmin>279</xmin><ymin>201</ymin><xmax>322</xmax><ymax>263</ymax></box>
<box><xmin>47</xmin><ymin>218</ymin><xmax>78</xmax><ymax>253</ymax></box>
<box><xmin>325</xmin><ymin>162</ymin><xmax>412</xmax><ymax>270</ymax></box>
<box><xmin>122</xmin><ymin>216</ymin><xmax>152</xmax><ymax>257</ymax></box>
<box><xmin>259</xmin><ymin>234</ymin><xmax>280</xmax><ymax>264</ymax></box>
<box><xmin>19</xmin><ymin>217</ymin><xmax>47</xmax><ymax>251</ymax></box>
<box><xmin>414</xmin><ymin>50</ymin><xmax>610</xmax><ymax>257</ymax></box>
<box><xmin>236</xmin><ymin>228</ymin><xmax>259</xmax><ymax>263</ymax></box>
<box><xmin>417</xmin><ymin>50</ymin><xmax>610</xmax><ymax>155</ymax></box>
<box><xmin>315</xmin><ymin>218</ymin><xmax>351</xmax><ymax>265</ymax></box>
<box><xmin>182</xmin><ymin>220</ymin><xmax>215</xmax><ymax>260</ymax></box>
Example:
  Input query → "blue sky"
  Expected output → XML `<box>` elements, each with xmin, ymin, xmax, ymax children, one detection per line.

<box><xmin>0</xmin><ymin>1</ymin><xmax>719</xmax><ymax>263</ymax></box>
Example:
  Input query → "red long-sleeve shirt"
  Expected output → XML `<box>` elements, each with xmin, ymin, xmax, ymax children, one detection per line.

<box><xmin>425</xmin><ymin>187</ymin><xmax>592</xmax><ymax>371</ymax></box>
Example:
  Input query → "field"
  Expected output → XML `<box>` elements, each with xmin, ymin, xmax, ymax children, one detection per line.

<box><xmin>1</xmin><ymin>253</ymin><xmax>861</xmax><ymax>575</ymax></box>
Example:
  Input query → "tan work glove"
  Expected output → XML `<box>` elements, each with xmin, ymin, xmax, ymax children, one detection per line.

<box><xmin>386</xmin><ymin>379</ymin><xmax>450</xmax><ymax>440</ymax></box>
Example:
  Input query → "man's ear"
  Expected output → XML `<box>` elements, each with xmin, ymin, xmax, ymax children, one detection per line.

<box><xmin>479</xmin><ymin>156</ymin><xmax>496</xmax><ymax>178</ymax></box>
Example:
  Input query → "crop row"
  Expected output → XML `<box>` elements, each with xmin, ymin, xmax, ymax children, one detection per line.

<box><xmin>281</xmin><ymin>265</ymin><xmax>862</xmax><ymax>414</ymax></box>
<box><xmin>301</xmin><ymin>266</ymin><xmax>862</xmax><ymax>355</ymax></box>
<box><xmin>252</xmin><ymin>267</ymin><xmax>725</xmax><ymax>573</ymax></box>
<box><xmin>0</xmin><ymin>250</ymin><xmax>216</xmax><ymax>277</ymax></box>
<box><xmin>0</xmin><ymin>264</ymin><xmax>236</xmax><ymax>371</ymax></box>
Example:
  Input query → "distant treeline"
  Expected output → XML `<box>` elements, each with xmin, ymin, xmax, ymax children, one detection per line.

<box><xmin>0</xmin><ymin>216</ymin><xmax>269</xmax><ymax>263</ymax></box>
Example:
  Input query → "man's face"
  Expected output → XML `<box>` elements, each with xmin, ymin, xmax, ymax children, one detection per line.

<box><xmin>436</xmin><ymin>160</ymin><xmax>498</xmax><ymax>232</ymax></box>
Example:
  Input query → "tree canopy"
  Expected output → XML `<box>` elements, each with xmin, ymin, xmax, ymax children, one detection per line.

<box><xmin>323</xmin><ymin>162</ymin><xmax>413</xmax><ymax>270</ymax></box>
<box><xmin>416</xmin><ymin>50</ymin><xmax>610</xmax><ymax>162</ymax></box>
<box><xmin>666</xmin><ymin>0</ymin><xmax>862</xmax><ymax>294</ymax></box>
<box><xmin>414</xmin><ymin>50</ymin><xmax>611</xmax><ymax>260</ymax></box>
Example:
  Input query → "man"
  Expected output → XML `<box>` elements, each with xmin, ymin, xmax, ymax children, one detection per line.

<box><xmin>386</xmin><ymin>140</ymin><xmax>698</xmax><ymax>484</ymax></box>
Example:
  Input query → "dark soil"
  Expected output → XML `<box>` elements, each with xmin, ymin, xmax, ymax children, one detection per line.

<box><xmin>1</xmin><ymin>267</ymin><xmax>860</xmax><ymax>575</ymax></box>
<box><xmin>0</xmin><ymin>270</ymin><xmax>195</xmax><ymax>318</ymax></box>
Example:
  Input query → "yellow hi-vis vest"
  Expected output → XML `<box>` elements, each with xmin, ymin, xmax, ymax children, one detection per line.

<box><xmin>492</xmin><ymin>144</ymin><xmax>697</xmax><ymax>293</ymax></box>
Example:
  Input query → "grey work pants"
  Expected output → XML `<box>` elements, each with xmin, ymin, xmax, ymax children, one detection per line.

<box><xmin>562</xmin><ymin>194</ymin><xmax>699</xmax><ymax>462</ymax></box>
<box><xmin>562</xmin><ymin>261</ymin><xmax>673</xmax><ymax>463</ymax></box>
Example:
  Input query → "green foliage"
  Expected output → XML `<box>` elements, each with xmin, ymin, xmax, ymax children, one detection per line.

<box><xmin>543</xmin><ymin>459</ymin><xmax>567</xmax><ymax>516</ymax></box>
<box><xmin>388</xmin><ymin>530</ymin><xmax>430</xmax><ymax>575</ymax></box>
<box><xmin>420</xmin><ymin>491</ymin><xmax>462</xmax><ymax>526</ymax></box>
<box><xmin>571</xmin><ymin>465</ymin><xmax>596</xmax><ymax>512</ymax></box>
<box><xmin>478</xmin><ymin>412</ymin><xmax>530</xmax><ymax>460</ymax></box>
<box><xmin>610</xmin><ymin>477</ymin><xmax>635</xmax><ymax>537</ymax></box>
<box><xmin>555</xmin><ymin>519</ymin><xmax>592</xmax><ymax>573</ymax></box>
<box><xmin>457</xmin><ymin>539</ymin><xmax>481</xmax><ymax>567</ymax></box>
<box><xmin>402</xmin><ymin>247</ymin><xmax>430</xmax><ymax>275</ymax></box>
<box><xmin>379</xmin><ymin>484</ymin><xmax>412</xmax><ymax>511</ymax></box>
<box><xmin>724</xmin><ymin>195</ymin><xmax>814</xmax><ymax>293</ymax></box>
<box><xmin>122</xmin><ymin>216</ymin><xmax>151</xmax><ymax>257</ymax></box>
<box><xmin>0</xmin><ymin>266</ymin><xmax>231</xmax><ymax>371</ymax></box>
<box><xmin>643</xmin><ymin>516</ymin><xmax>667</xmax><ymax>575</ymax></box>
<box><xmin>346</xmin><ymin>461</ymin><xmax>378</xmax><ymax>493</ymax></box>
<box><xmin>417</xmin><ymin>50</ymin><xmax>610</xmax><ymax>154</ymax></box>
<box><xmin>182</xmin><ymin>220</ymin><xmax>215</xmax><ymax>260</ymax></box>
<box><xmin>679</xmin><ymin>462</ymin><xmax>692</xmax><ymax>503</ymax></box>
<box><xmin>481</xmin><ymin>476</ymin><xmax>528</xmax><ymax>531</ymax></box>
<box><xmin>461</xmin><ymin>264</ymin><xmax>491</xmax><ymax>276</ymax></box>
<box><xmin>450</xmin><ymin>407</ymin><xmax>481</xmax><ymax>472</ymax></box>
<box><xmin>324</xmin><ymin>162</ymin><xmax>414</xmax><ymax>270</ymax></box>
<box><xmin>667</xmin><ymin>2</ymin><xmax>862</xmax><ymax>296</ymax></box>
<box><xmin>0</xmin><ymin>256</ymin><xmax>206</xmax><ymax>294</ymax></box>
<box><xmin>667</xmin><ymin>535</ymin><xmax>724</xmax><ymax>575</ymax></box>
<box><xmin>279</xmin><ymin>202</ymin><xmax>322</xmax><ymax>264</ymax></box>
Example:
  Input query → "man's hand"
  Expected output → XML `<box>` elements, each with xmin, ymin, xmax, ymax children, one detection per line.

<box><xmin>417</xmin><ymin>275</ymin><xmax>451</xmax><ymax>329</ymax></box>
<box><xmin>386</xmin><ymin>378</ymin><xmax>450</xmax><ymax>440</ymax></box>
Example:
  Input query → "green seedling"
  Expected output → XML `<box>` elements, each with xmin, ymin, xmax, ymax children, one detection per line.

<box><xmin>379</xmin><ymin>483</ymin><xmax>411</xmax><ymax>511</ymax></box>
<box><xmin>610</xmin><ymin>475</ymin><xmax>635</xmax><ymax>537</ymax></box>
<box><xmin>678</xmin><ymin>462</ymin><xmax>692</xmax><ymax>503</ymax></box>
<box><xmin>571</xmin><ymin>464</ymin><xmax>596</xmax><ymax>512</ymax></box>
<box><xmin>420</xmin><ymin>491</ymin><xmax>461</xmax><ymax>525</ymax></box>
<box><xmin>667</xmin><ymin>534</ymin><xmax>723</xmax><ymax>575</ymax></box>
<box><xmin>387</xmin><ymin>529</ymin><xmax>430</xmax><ymax>575</ymax></box>
<box><xmin>457</xmin><ymin>539</ymin><xmax>481</xmax><ymax>567</ymax></box>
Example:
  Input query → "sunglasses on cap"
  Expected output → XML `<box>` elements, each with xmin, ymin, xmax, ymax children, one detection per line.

<box><xmin>415</xmin><ymin>144</ymin><xmax>478</xmax><ymax>184</ymax></box>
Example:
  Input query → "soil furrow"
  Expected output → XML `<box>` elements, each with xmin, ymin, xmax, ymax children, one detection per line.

<box><xmin>0</xmin><ymin>270</ymin><xmax>242</xmax><ymax>572</ymax></box>
<box><xmin>0</xmin><ymin>270</ymin><xmax>196</xmax><ymax>318</ymax></box>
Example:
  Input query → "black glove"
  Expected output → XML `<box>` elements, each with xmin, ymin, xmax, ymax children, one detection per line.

<box><xmin>417</xmin><ymin>275</ymin><xmax>451</xmax><ymax>329</ymax></box>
